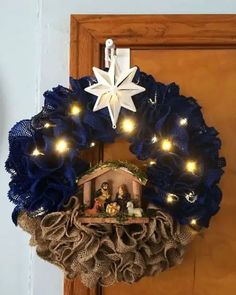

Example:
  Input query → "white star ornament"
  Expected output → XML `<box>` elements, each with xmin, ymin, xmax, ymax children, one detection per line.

<box><xmin>84</xmin><ymin>57</ymin><xmax>145</xmax><ymax>128</ymax></box>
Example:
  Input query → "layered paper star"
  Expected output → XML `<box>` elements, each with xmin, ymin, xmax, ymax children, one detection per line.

<box><xmin>84</xmin><ymin>57</ymin><xmax>145</xmax><ymax>128</ymax></box>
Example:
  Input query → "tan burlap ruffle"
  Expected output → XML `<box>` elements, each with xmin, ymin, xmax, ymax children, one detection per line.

<box><xmin>18</xmin><ymin>197</ymin><xmax>194</xmax><ymax>288</ymax></box>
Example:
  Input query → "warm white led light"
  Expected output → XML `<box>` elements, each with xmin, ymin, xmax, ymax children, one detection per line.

<box><xmin>151</xmin><ymin>135</ymin><xmax>158</xmax><ymax>143</ymax></box>
<box><xmin>186</xmin><ymin>161</ymin><xmax>197</xmax><ymax>173</ymax></box>
<box><xmin>55</xmin><ymin>139</ymin><xmax>69</xmax><ymax>154</ymax></box>
<box><xmin>179</xmin><ymin>118</ymin><xmax>188</xmax><ymax>126</ymax></box>
<box><xmin>121</xmin><ymin>118</ymin><xmax>135</xmax><ymax>133</ymax></box>
<box><xmin>70</xmin><ymin>104</ymin><xmax>81</xmax><ymax>116</ymax></box>
<box><xmin>44</xmin><ymin>122</ymin><xmax>52</xmax><ymax>128</ymax></box>
<box><xmin>32</xmin><ymin>148</ymin><xmax>43</xmax><ymax>156</ymax></box>
<box><xmin>166</xmin><ymin>193</ymin><xmax>179</xmax><ymax>204</ymax></box>
<box><xmin>161</xmin><ymin>139</ymin><xmax>172</xmax><ymax>152</ymax></box>
<box><xmin>190</xmin><ymin>218</ymin><xmax>197</xmax><ymax>226</ymax></box>
<box><xmin>166</xmin><ymin>194</ymin><xmax>174</xmax><ymax>203</ymax></box>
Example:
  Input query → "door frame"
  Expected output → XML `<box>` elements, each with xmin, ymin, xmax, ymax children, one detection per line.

<box><xmin>70</xmin><ymin>14</ymin><xmax>236</xmax><ymax>79</ymax></box>
<box><xmin>66</xmin><ymin>14</ymin><xmax>236</xmax><ymax>295</ymax></box>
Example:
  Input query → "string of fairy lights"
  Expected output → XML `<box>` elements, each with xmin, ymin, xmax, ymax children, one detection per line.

<box><xmin>31</xmin><ymin>101</ymin><xmax>199</xmax><ymax>228</ymax></box>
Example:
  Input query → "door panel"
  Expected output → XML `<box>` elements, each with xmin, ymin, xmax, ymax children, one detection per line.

<box><xmin>103</xmin><ymin>138</ymin><xmax>148</xmax><ymax>168</ymax></box>
<box><xmin>65</xmin><ymin>15</ymin><xmax>236</xmax><ymax>295</ymax></box>
<box><xmin>104</xmin><ymin>49</ymin><xmax>236</xmax><ymax>295</ymax></box>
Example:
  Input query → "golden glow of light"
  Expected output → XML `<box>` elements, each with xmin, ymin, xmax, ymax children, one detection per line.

<box><xmin>151</xmin><ymin>135</ymin><xmax>158</xmax><ymax>143</ymax></box>
<box><xmin>44</xmin><ymin>122</ymin><xmax>52</xmax><ymax>128</ymax></box>
<box><xmin>121</xmin><ymin>118</ymin><xmax>135</xmax><ymax>133</ymax></box>
<box><xmin>186</xmin><ymin>161</ymin><xmax>197</xmax><ymax>173</ymax></box>
<box><xmin>149</xmin><ymin>160</ymin><xmax>156</xmax><ymax>166</ymax></box>
<box><xmin>166</xmin><ymin>193</ymin><xmax>178</xmax><ymax>204</ymax></box>
<box><xmin>32</xmin><ymin>148</ymin><xmax>44</xmax><ymax>156</ymax></box>
<box><xmin>190</xmin><ymin>218</ymin><xmax>197</xmax><ymax>226</ymax></box>
<box><xmin>69</xmin><ymin>103</ymin><xmax>81</xmax><ymax>116</ymax></box>
<box><xmin>90</xmin><ymin>142</ymin><xmax>96</xmax><ymax>147</ymax></box>
<box><xmin>179</xmin><ymin>118</ymin><xmax>188</xmax><ymax>126</ymax></box>
<box><xmin>166</xmin><ymin>194</ymin><xmax>175</xmax><ymax>204</ymax></box>
<box><xmin>55</xmin><ymin>139</ymin><xmax>69</xmax><ymax>154</ymax></box>
<box><xmin>161</xmin><ymin>139</ymin><xmax>172</xmax><ymax>152</ymax></box>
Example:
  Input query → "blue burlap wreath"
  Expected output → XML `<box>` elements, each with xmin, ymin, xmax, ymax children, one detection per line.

<box><xmin>6</xmin><ymin>68</ymin><xmax>225</xmax><ymax>227</ymax></box>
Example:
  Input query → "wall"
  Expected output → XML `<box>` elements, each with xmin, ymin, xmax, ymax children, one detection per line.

<box><xmin>0</xmin><ymin>2</ymin><xmax>39</xmax><ymax>295</ymax></box>
<box><xmin>0</xmin><ymin>1</ymin><xmax>236</xmax><ymax>295</ymax></box>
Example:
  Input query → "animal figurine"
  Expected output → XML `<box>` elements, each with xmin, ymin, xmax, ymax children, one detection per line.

<box><xmin>127</xmin><ymin>201</ymin><xmax>143</xmax><ymax>217</ymax></box>
<box><xmin>106</xmin><ymin>202</ymin><xmax>120</xmax><ymax>216</ymax></box>
<box><xmin>85</xmin><ymin>199</ymin><xmax>102</xmax><ymax>216</ymax></box>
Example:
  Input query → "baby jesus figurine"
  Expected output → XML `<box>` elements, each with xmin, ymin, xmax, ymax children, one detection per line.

<box><xmin>115</xmin><ymin>184</ymin><xmax>131</xmax><ymax>212</ymax></box>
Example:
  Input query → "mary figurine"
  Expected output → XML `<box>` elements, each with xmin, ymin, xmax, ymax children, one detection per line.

<box><xmin>115</xmin><ymin>184</ymin><xmax>131</xmax><ymax>212</ymax></box>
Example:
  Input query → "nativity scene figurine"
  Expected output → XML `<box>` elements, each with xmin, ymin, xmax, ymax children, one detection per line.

<box><xmin>77</xmin><ymin>162</ymin><xmax>147</xmax><ymax>223</ymax></box>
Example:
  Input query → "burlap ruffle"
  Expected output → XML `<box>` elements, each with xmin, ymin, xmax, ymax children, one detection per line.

<box><xmin>18</xmin><ymin>196</ymin><xmax>194</xmax><ymax>288</ymax></box>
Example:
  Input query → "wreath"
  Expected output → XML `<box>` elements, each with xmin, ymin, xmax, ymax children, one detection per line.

<box><xmin>6</xmin><ymin>56</ymin><xmax>225</xmax><ymax>288</ymax></box>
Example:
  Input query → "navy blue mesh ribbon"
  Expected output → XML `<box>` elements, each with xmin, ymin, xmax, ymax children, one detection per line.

<box><xmin>6</xmin><ymin>70</ymin><xmax>225</xmax><ymax>227</ymax></box>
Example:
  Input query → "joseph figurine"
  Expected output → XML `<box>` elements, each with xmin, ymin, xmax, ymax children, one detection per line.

<box><xmin>95</xmin><ymin>182</ymin><xmax>111</xmax><ymax>209</ymax></box>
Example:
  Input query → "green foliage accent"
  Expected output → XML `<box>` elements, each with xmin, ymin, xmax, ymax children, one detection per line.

<box><xmin>116</xmin><ymin>212</ymin><xmax>129</xmax><ymax>223</ymax></box>
<box><xmin>97</xmin><ymin>211</ymin><xmax>110</xmax><ymax>218</ymax></box>
<box><xmin>79</xmin><ymin>160</ymin><xmax>147</xmax><ymax>183</ymax></box>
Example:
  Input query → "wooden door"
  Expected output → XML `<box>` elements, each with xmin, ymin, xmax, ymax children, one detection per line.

<box><xmin>65</xmin><ymin>15</ymin><xmax>236</xmax><ymax>295</ymax></box>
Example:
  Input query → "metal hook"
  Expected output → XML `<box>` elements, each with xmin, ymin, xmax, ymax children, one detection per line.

<box><xmin>105</xmin><ymin>39</ymin><xmax>116</xmax><ymax>68</ymax></box>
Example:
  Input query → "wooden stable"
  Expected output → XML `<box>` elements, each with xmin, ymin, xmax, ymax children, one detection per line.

<box><xmin>77</xmin><ymin>166</ymin><xmax>147</xmax><ymax>207</ymax></box>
